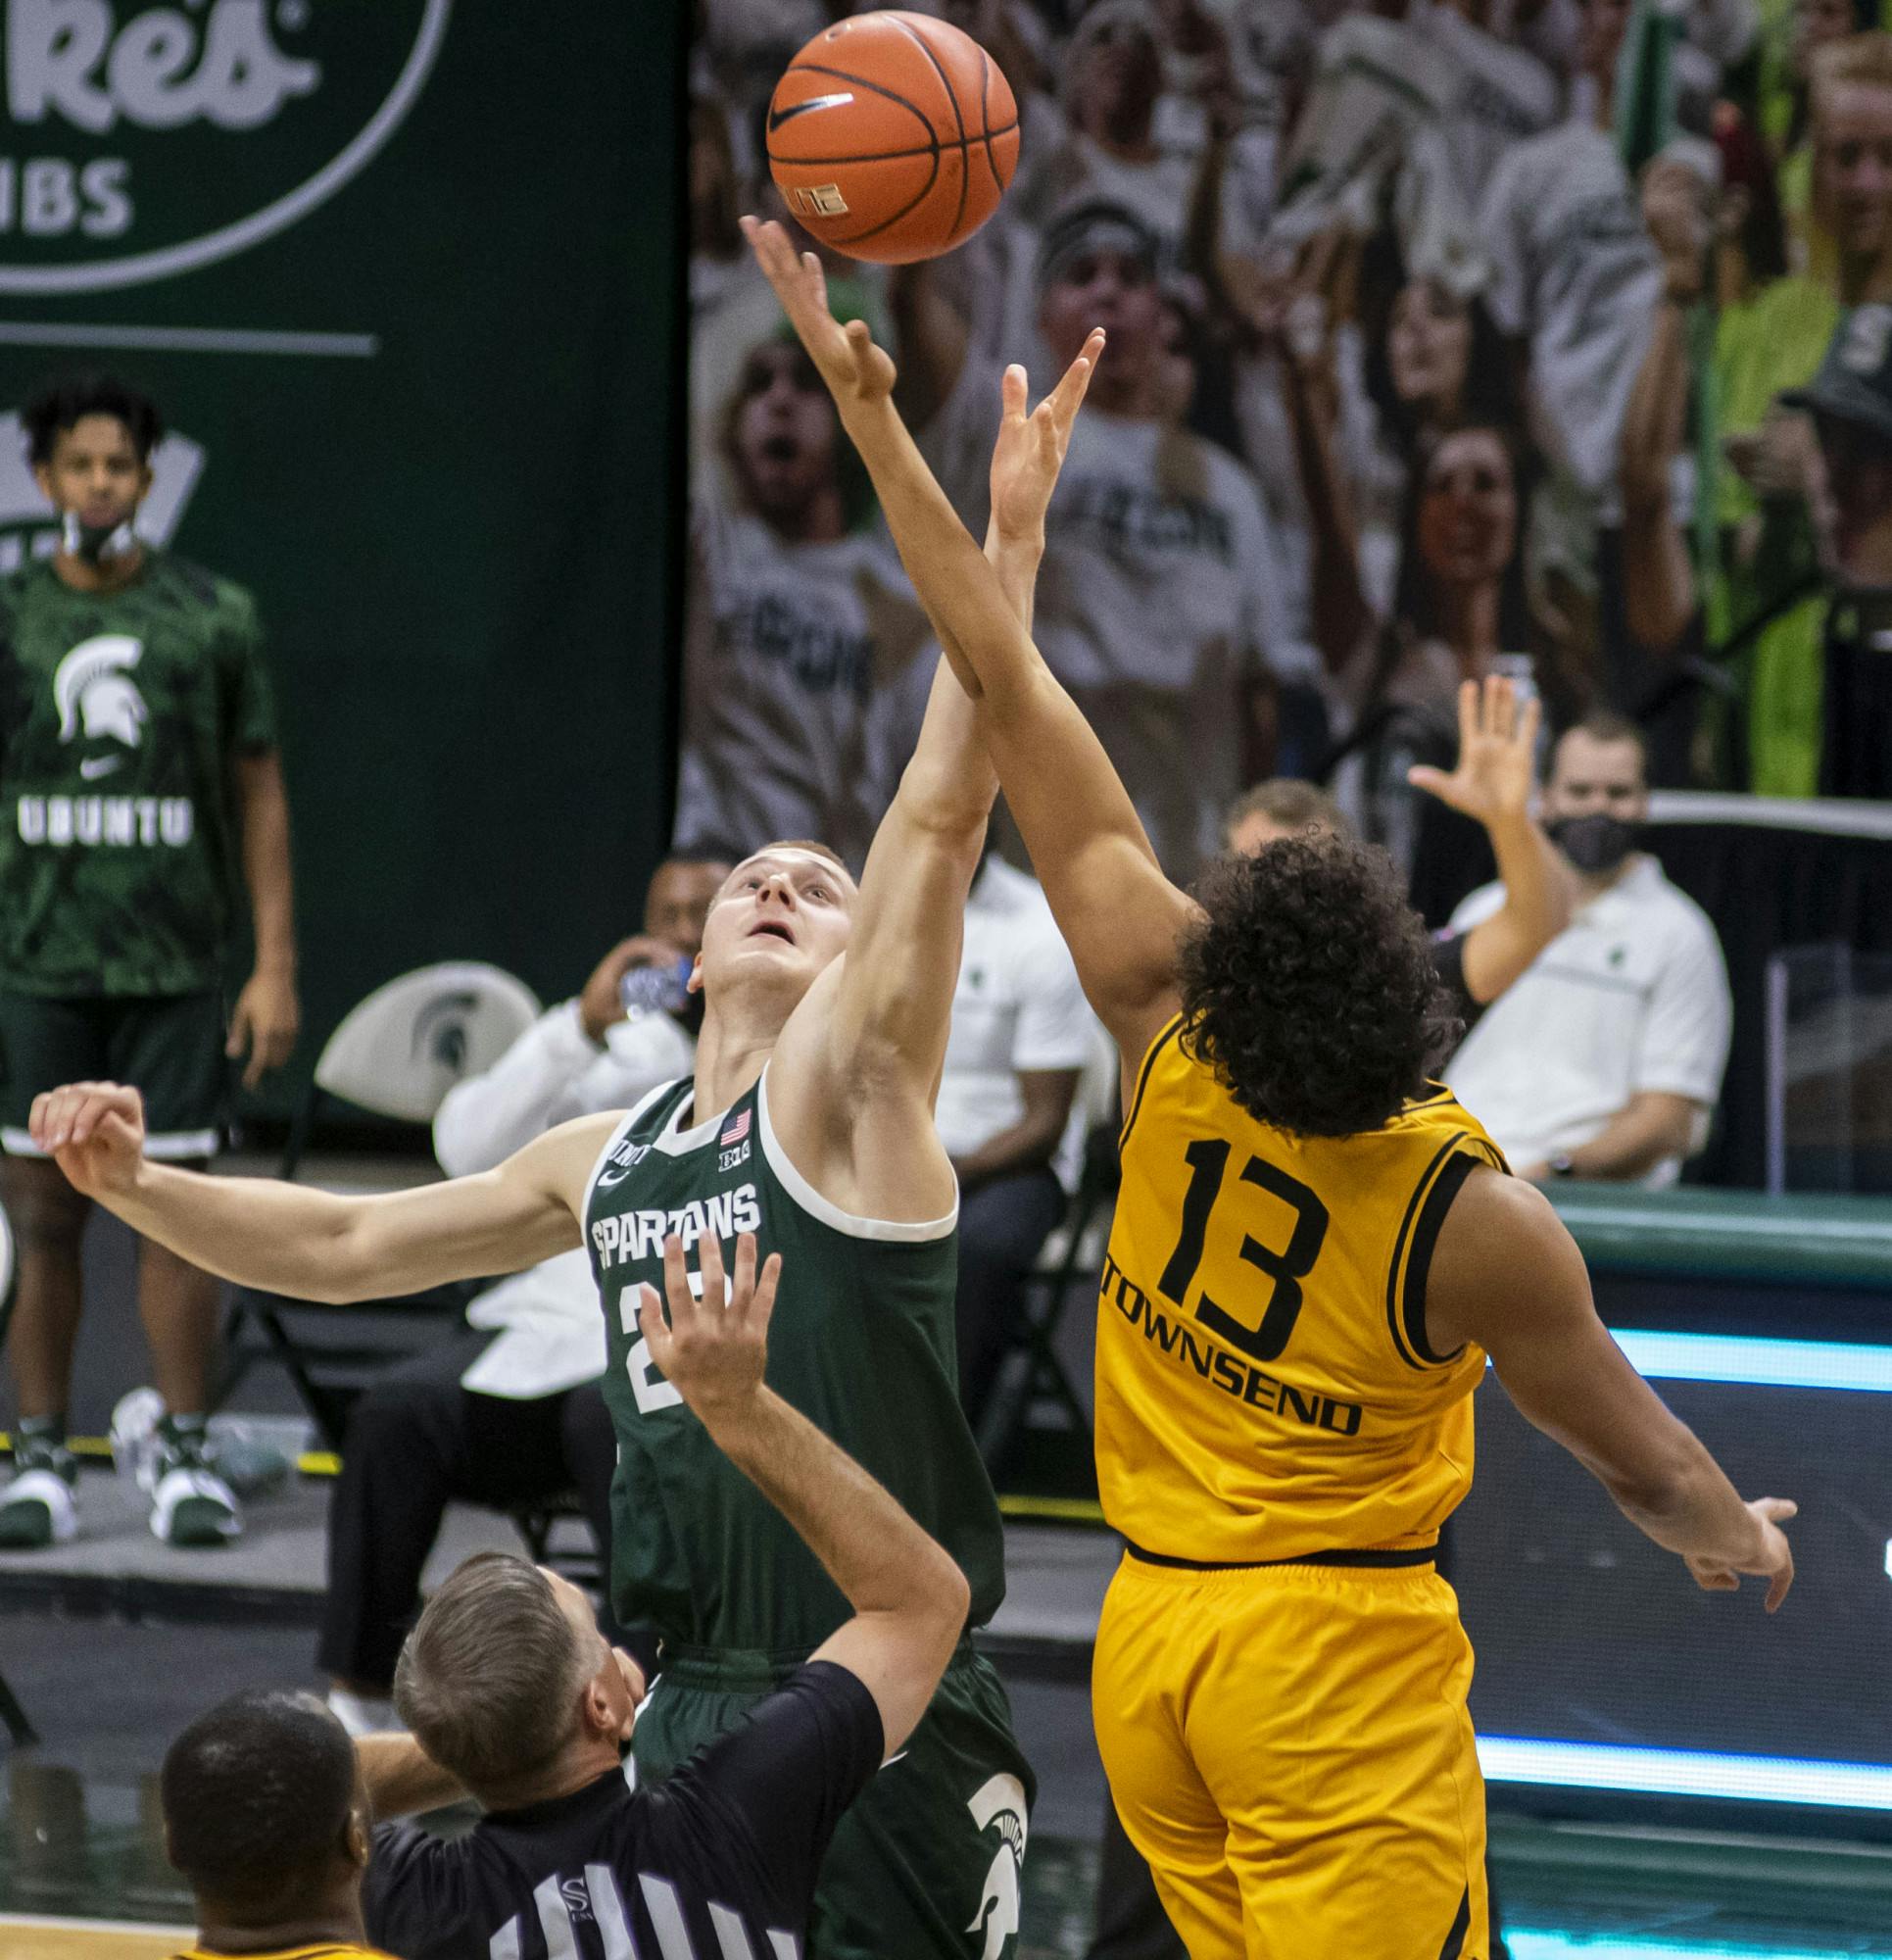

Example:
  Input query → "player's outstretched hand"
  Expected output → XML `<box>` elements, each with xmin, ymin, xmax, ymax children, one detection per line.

<box><xmin>638</xmin><ymin>1230</ymin><xmax>782</xmax><ymax>1426</ymax></box>
<box><xmin>742</xmin><ymin>215</ymin><xmax>897</xmax><ymax>409</ymax></box>
<box><xmin>1684</xmin><ymin>1496</ymin><xmax>1798</xmax><ymax>1613</ymax></box>
<box><xmin>1407</xmin><ymin>675</ymin><xmax>1541</xmax><ymax>831</ymax></box>
<box><xmin>989</xmin><ymin>332</ymin><xmax>1104</xmax><ymax>546</ymax></box>
<box><xmin>28</xmin><ymin>1080</ymin><xmax>148</xmax><ymax>1200</ymax></box>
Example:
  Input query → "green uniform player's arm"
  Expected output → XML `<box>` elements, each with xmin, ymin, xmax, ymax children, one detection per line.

<box><xmin>744</xmin><ymin>218</ymin><xmax>1192</xmax><ymax>1068</ymax></box>
<box><xmin>28</xmin><ymin>1080</ymin><xmax>609</xmax><ymax>1303</ymax></box>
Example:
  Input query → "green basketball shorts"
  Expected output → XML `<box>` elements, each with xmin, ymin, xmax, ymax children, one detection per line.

<box><xmin>633</xmin><ymin>1641</ymin><xmax>1036</xmax><ymax>1960</ymax></box>
<box><xmin>0</xmin><ymin>990</ymin><xmax>228</xmax><ymax>1160</ymax></box>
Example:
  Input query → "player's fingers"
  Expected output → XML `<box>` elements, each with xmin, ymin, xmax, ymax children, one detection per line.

<box><xmin>1756</xmin><ymin>1496</ymin><xmax>1799</xmax><ymax>1522</ymax></box>
<box><xmin>698</xmin><ymin>1227</ymin><xmax>728</xmax><ymax>1313</ymax></box>
<box><xmin>1456</xmin><ymin>677</ymin><xmax>1480</xmax><ymax>750</ymax></box>
<box><xmin>1767</xmin><ymin>1552</ymin><xmax>1794</xmax><ymax>1612</ymax></box>
<box><xmin>1049</xmin><ymin>333</ymin><xmax>1102</xmax><ymax>429</ymax></box>
<box><xmin>224</xmin><ymin>1007</ymin><xmax>250</xmax><ymax>1059</ymax></box>
<box><xmin>1000</xmin><ymin>362</ymin><xmax>1028</xmax><ymax>423</ymax></box>
<box><xmin>752</xmin><ymin>1252</ymin><xmax>783</xmax><ymax>1336</ymax></box>
<box><xmin>636</xmin><ymin>1283</ymin><xmax>669</xmax><ymax>1357</ymax></box>
<box><xmin>1486</xmin><ymin>670</ymin><xmax>1513</xmax><ymax>742</ymax></box>
<box><xmin>1406</xmin><ymin>764</ymin><xmax>1448</xmax><ymax>797</ymax></box>
<box><xmin>731</xmin><ymin>1232</ymin><xmax>757</xmax><ymax>1314</ymax></box>
<box><xmin>70</xmin><ymin>1092</ymin><xmax>114</xmax><ymax>1146</ymax></box>
<box><xmin>661</xmin><ymin>1234</ymin><xmax>694</xmax><ymax>1323</ymax></box>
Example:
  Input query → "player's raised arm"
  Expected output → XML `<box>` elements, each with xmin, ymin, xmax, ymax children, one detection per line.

<box><xmin>29</xmin><ymin>1081</ymin><xmax>603</xmax><ymax>1303</ymax></box>
<box><xmin>1408</xmin><ymin>677</ymin><xmax>1572</xmax><ymax>1005</ymax></box>
<box><xmin>1428</xmin><ymin>1169</ymin><xmax>1797</xmax><ymax>1611</ymax></box>
<box><xmin>744</xmin><ymin>217</ymin><xmax>1192</xmax><ymax>1060</ymax></box>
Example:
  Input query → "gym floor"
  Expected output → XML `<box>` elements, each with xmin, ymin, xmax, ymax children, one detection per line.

<box><xmin>6</xmin><ymin>1606</ymin><xmax>1892</xmax><ymax>1958</ymax></box>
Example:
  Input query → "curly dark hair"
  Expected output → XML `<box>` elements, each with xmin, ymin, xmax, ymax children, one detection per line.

<box><xmin>22</xmin><ymin>371</ymin><xmax>163</xmax><ymax>465</ymax></box>
<box><xmin>1178</xmin><ymin>835</ymin><xmax>1461</xmax><ymax>1138</ymax></box>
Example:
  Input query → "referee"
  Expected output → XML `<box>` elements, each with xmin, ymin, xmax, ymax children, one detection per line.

<box><xmin>359</xmin><ymin>1230</ymin><xmax>969</xmax><ymax>1960</ymax></box>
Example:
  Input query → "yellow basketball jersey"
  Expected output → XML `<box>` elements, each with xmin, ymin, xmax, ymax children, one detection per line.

<box><xmin>1098</xmin><ymin>1015</ymin><xmax>1508</xmax><ymax>1564</ymax></box>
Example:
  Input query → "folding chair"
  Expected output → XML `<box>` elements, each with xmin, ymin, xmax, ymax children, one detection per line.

<box><xmin>0</xmin><ymin>1197</ymin><xmax>37</xmax><ymax>1745</ymax></box>
<box><xmin>214</xmin><ymin>962</ymin><xmax>542</xmax><ymax>1448</ymax></box>
<box><xmin>975</xmin><ymin>1120</ymin><xmax>1118</xmax><ymax>1476</ymax></box>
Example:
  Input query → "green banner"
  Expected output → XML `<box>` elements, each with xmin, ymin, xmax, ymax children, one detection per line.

<box><xmin>0</xmin><ymin>1</ymin><xmax>682</xmax><ymax>1118</ymax></box>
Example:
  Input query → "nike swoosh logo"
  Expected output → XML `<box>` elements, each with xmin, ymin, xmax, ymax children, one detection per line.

<box><xmin>769</xmin><ymin>92</ymin><xmax>854</xmax><ymax>131</ymax></box>
<box><xmin>78</xmin><ymin>756</ymin><xmax>122</xmax><ymax>779</ymax></box>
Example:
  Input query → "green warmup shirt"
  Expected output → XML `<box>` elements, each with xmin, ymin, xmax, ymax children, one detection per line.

<box><xmin>0</xmin><ymin>551</ymin><xmax>275</xmax><ymax>997</ymax></box>
<box><xmin>583</xmin><ymin>1068</ymin><xmax>1006</xmax><ymax>1651</ymax></box>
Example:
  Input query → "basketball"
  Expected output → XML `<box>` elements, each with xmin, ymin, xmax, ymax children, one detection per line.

<box><xmin>766</xmin><ymin>11</ymin><xmax>1019</xmax><ymax>266</ymax></box>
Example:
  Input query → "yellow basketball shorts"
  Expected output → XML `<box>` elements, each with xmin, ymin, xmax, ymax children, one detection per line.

<box><xmin>1092</xmin><ymin>1548</ymin><xmax>1487</xmax><ymax>1960</ymax></box>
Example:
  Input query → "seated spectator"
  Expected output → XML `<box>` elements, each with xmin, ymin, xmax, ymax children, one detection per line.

<box><xmin>161</xmin><ymin>1688</ymin><xmax>454</xmax><ymax>1960</ymax></box>
<box><xmin>677</xmin><ymin>295</ymin><xmax>928</xmax><ymax>871</ymax></box>
<box><xmin>361</xmin><ymin>1235</ymin><xmax>969</xmax><ymax>1960</ymax></box>
<box><xmin>320</xmin><ymin>856</ymin><xmax>728</xmax><ymax>1736</ymax></box>
<box><xmin>1228</xmin><ymin>675</ymin><xmax>1571</xmax><ymax>1010</ymax></box>
<box><xmin>1444</xmin><ymin>715</ymin><xmax>1732</xmax><ymax>1184</ymax></box>
<box><xmin>941</xmin><ymin>844</ymin><xmax>1099</xmax><ymax>1430</ymax></box>
<box><xmin>897</xmin><ymin>200</ymin><xmax>1309</xmax><ymax>877</ymax></box>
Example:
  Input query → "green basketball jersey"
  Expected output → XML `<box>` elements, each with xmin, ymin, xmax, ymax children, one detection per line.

<box><xmin>0</xmin><ymin>552</ymin><xmax>276</xmax><ymax>997</ymax></box>
<box><xmin>584</xmin><ymin>1067</ymin><xmax>1006</xmax><ymax>1651</ymax></box>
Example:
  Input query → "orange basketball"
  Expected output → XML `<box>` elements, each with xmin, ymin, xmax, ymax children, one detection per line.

<box><xmin>766</xmin><ymin>11</ymin><xmax>1020</xmax><ymax>265</ymax></box>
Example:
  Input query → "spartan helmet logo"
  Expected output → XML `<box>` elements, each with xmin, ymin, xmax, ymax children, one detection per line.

<box><xmin>53</xmin><ymin>634</ymin><xmax>148</xmax><ymax>752</ymax></box>
<box><xmin>965</xmin><ymin>1773</ymin><xmax>1029</xmax><ymax>1960</ymax></box>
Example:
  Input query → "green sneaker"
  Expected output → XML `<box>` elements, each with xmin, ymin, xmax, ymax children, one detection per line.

<box><xmin>149</xmin><ymin>1423</ymin><xmax>240</xmax><ymax>1548</ymax></box>
<box><xmin>0</xmin><ymin>1443</ymin><xmax>79</xmax><ymax>1550</ymax></box>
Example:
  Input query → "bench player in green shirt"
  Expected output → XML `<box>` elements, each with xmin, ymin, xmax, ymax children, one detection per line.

<box><xmin>28</xmin><ymin>346</ymin><xmax>1102</xmax><ymax>1959</ymax></box>
<box><xmin>0</xmin><ymin>375</ymin><xmax>299</xmax><ymax>1550</ymax></box>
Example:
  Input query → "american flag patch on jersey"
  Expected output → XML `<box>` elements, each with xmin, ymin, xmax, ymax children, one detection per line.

<box><xmin>721</xmin><ymin>1107</ymin><xmax>752</xmax><ymax>1147</ymax></box>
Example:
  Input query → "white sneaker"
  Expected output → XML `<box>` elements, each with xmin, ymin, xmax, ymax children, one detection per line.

<box><xmin>110</xmin><ymin>1387</ymin><xmax>166</xmax><ymax>1494</ymax></box>
<box><xmin>0</xmin><ymin>1466</ymin><xmax>79</xmax><ymax>1549</ymax></box>
<box><xmin>149</xmin><ymin>1461</ymin><xmax>241</xmax><ymax>1546</ymax></box>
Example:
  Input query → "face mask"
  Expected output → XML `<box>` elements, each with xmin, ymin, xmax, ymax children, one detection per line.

<box><xmin>60</xmin><ymin>511</ymin><xmax>137</xmax><ymax>565</ymax></box>
<box><xmin>1547</xmin><ymin>812</ymin><xmax>1640</xmax><ymax>875</ymax></box>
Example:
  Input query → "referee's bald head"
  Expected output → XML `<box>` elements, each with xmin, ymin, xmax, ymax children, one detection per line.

<box><xmin>162</xmin><ymin>1689</ymin><xmax>366</xmax><ymax>1924</ymax></box>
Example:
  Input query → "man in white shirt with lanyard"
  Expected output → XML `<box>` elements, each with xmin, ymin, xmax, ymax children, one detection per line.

<box><xmin>1444</xmin><ymin>716</ymin><xmax>1731</xmax><ymax>1186</ymax></box>
<box><xmin>319</xmin><ymin>856</ymin><xmax>728</xmax><ymax>1734</ymax></box>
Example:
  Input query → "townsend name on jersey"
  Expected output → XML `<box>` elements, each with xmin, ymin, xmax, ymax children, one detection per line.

<box><xmin>591</xmin><ymin>1183</ymin><xmax>762</xmax><ymax>1269</ymax></box>
<box><xmin>1101</xmin><ymin>1249</ymin><xmax>1366</xmax><ymax>1438</ymax></box>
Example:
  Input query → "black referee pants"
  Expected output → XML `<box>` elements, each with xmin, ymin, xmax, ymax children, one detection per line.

<box><xmin>317</xmin><ymin>1332</ymin><xmax>618</xmax><ymax>1694</ymax></box>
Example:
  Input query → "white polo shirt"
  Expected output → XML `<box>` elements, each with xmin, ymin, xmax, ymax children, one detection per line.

<box><xmin>936</xmin><ymin>858</ymin><xmax>1101</xmax><ymax>1193</ymax></box>
<box><xmin>1442</xmin><ymin>855</ymin><xmax>1732</xmax><ymax>1187</ymax></box>
<box><xmin>432</xmin><ymin>1001</ymin><xmax>697</xmax><ymax>1398</ymax></box>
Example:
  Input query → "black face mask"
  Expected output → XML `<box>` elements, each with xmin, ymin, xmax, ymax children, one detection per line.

<box><xmin>60</xmin><ymin>512</ymin><xmax>137</xmax><ymax>566</ymax></box>
<box><xmin>1547</xmin><ymin>812</ymin><xmax>1640</xmax><ymax>874</ymax></box>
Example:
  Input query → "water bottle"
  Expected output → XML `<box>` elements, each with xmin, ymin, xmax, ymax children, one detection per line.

<box><xmin>619</xmin><ymin>956</ymin><xmax>692</xmax><ymax>1019</ymax></box>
